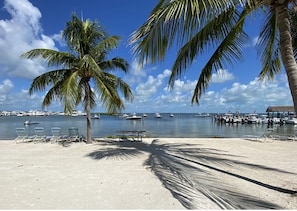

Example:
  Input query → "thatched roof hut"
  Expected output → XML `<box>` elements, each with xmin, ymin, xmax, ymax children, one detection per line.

<box><xmin>266</xmin><ymin>106</ymin><xmax>295</xmax><ymax>113</ymax></box>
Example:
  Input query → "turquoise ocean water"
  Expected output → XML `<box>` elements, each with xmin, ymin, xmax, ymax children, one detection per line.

<box><xmin>1</xmin><ymin>113</ymin><xmax>297</xmax><ymax>140</ymax></box>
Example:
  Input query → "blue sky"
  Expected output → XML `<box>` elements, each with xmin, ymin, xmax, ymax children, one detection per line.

<box><xmin>0</xmin><ymin>0</ymin><xmax>293</xmax><ymax>114</ymax></box>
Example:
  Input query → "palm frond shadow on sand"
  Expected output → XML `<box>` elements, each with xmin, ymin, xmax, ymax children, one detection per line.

<box><xmin>86</xmin><ymin>139</ymin><xmax>297</xmax><ymax>209</ymax></box>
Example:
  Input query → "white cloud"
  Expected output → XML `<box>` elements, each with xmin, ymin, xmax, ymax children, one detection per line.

<box><xmin>123</xmin><ymin>67</ymin><xmax>292</xmax><ymax>113</ymax></box>
<box><xmin>211</xmin><ymin>69</ymin><xmax>234</xmax><ymax>83</ymax></box>
<box><xmin>4</xmin><ymin>0</ymin><xmax>41</xmax><ymax>34</ymax></box>
<box><xmin>0</xmin><ymin>79</ymin><xmax>14</xmax><ymax>104</ymax></box>
<box><xmin>0</xmin><ymin>81</ymin><xmax>34</xmax><ymax>109</ymax></box>
<box><xmin>0</xmin><ymin>79</ymin><xmax>13</xmax><ymax>94</ymax></box>
<box><xmin>0</xmin><ymin>0</ymin><xmax>58</xmax><ymax>79</ymax></box>
<box><xmin>128</xmin><ymin>68</ymin><xmax>197</xmax><ymax>111</ymax></box>
<box><xmin>0</xmin><ymin>87</ymin><xmax>62</xmax><ymax>111</ymax></box>
<box><xmin>135</xmin><ymin>69</ymin><xmax>171</xmax><ymax>100</ymax></box>
<box><xmin>123</xmin><ymin>60</ymin><xmax>150</xmax><ymax>85</ymax></box>
<box><xmin>135</xmin><ymin>75</ymin><xmax>157</xmax><ymax>97</ymax></box>
<box><xmin>202</xmin><ymin>77</ymin><xmax>292</xmax><ymax>112</ymax></box>
<box><xmin>51</xmin><ymin>31</ymin><xmax>65</xmax><ymax>47</ymax></box>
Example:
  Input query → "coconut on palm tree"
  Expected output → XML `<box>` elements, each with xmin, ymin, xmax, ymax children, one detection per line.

<box><xmin>130</xmin><ymin>0</ymin><xmax>297</xmax><ymax>112</ymax></box>
<box><xmin>22</xmin><ymin>14</ymin><xmax>133</xmax><ymax>143</ymax></box>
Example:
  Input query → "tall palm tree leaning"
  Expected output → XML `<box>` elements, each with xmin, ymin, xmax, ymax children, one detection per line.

<box><xmin>22</xmin><ymin>14</ymin><xmax>134</xmax><ymax>144</ymax></box>
<box><xmin>129</xmin><ymin>0</ymin><xmax>297</xmax><ymax>113</ymax></box>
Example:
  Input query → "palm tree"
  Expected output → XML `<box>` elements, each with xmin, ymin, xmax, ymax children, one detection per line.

<box><xmin>22</xmin><ymin>14</ymin><xmax>134</xmax><ymax>143</ymax></box>
<box><xmin>129</xmin><ymin>0</ymin><xmax>297</xmax><ymax>113</ymax></box>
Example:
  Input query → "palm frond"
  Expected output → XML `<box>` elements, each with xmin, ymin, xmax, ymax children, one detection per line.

<box><xmin>168</xmin><ymin>6</ymin><xmax>238</xmax><ymax>88</ymax></box>
<box><xmin>191</xmin><ymin>6</ymin><xmax>251</xmax><ymax>104</ymax></box>
<box><xmin>21</xmin><ymin>49</ymin><xmax>76</xmax><ymax>67</ymax></box>
<box><xmin>78</xmin><ymin>54</ymin><xmax>105</xmax><ymax>78</ymax></box>
<box><xmin>93</xmin><ymin>36</ymin><xmax>120</xmax><ymax>53</ymax></box>
<box><xmin>99</xmin><ymin>58</ymin><xmax>129</xmax><ymax>73</ymax></box>
<box><xmin>90</xmin><ymin>36</ymin><xmax>120</xmax><ymax>63</ymax></box>
<box><xmin>37</xmin><ymin>69</ymin><xmax>73</xmax><ymax>109</ymax></box>
<box><xmin>41</xmin><ymin>81</ymin><xmax>65</xmax><ymax>109</ymax></box>
<box><xmin>93</xmin><ymin>73</ymin><xmax>125</xmax><ymax>113</ymax></box>
<box><xmin>129</xmin><ymin>0</ymin><xmax>206</xmax><ymax>65</ymax></box>
<box><xmin>246</xmin><ymin>0</ymin><xmax>267</xmax><ymax>8</ymax></box>
<box><xmin>114</xmin><ymin>77</ymin><xmax>134</xmax><ymax>102</ymax></box>
<box><xmin>28</xmin><ymin>69</ymin><xmax>69</xmax><ymax>95</ymax></box>
<box><xmin>60</xmin><ymin>71</ymin><xmax>80</xmax><ymax>113</ymax></box>
<box><xmin>129</xmin><ymin>0</ymin><xmax>242</xmax><ymax>66</ymax></box>
<box><xmin>257</xmin><ymin>10</ymin><xmax>281</xmax><ymax>80</ymax></box>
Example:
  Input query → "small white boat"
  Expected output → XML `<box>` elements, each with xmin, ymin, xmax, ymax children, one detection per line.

<box><xmin>121</xmin><ymin>113</ymin><xmax>129</xmax><ymax>118</ymax></box>
<box><xmin>258</xmin><ymin>115</ymin><xmax>269</xmax><ymax>124</ymax></box>
<box><xmin>126</xmin><ymin>113</ymin><xmax>142</xmax><ymax>120</ymax></box>
<box><xmin>170</xmin><ymin>113</ymin><xmax>174</xmax><ymax>117</ymax></box>
<box><xmin>222</xmin><ymin>113</ymin><xmax>234</xmax><ymax>123</ymax></box>
<box><xmin>71</xmin><ymin>111</ymin><xmax>79</xmax><ymax>117</ymax></box>
<box><xmin>92</xmin><ymin>114</ymin><xmax>100</xmax><ymax>119</ymax></box>
<box><xmin>24</xmin><ymin>120</ymin><xmax>39</xmax><ymax>125</ymax></box>
<box><xmin>193</xmin><ymin>113</ymin><xmax>211</xmax><ymax>118</ymax></box>
<box><xmin>142</xmin><ymin>113</ymin><xmax>148</xmax><ymax>117</ymax></box>
<box><xmin>17</xmin><ymin>113</ymin><xmax>24</xmax><ymax>117</ymax></box>
<box><xmin>155</xmin><ymin>113</ymin><xmax>162</xmax><ymax>118</ymax></box>
<box><xmin>246</xmin><ymin>113</ymin><xmax>259</xmax><ymax>124</ymax></box>
<box><xmin>285</xmin><ymin>117</ymin><xmax>297</xmax><ymax>124</ymax></box>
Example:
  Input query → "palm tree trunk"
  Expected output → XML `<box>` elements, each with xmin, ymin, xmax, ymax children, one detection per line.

<box><xmin>276</xmin><ymin>1</ymin><xmax>297</xmax><ymax>113</ymax></box>
<box><xmin>85</xmin><ymin>83</ymin><xmax>92</xmax><ymax>144</ymax></box>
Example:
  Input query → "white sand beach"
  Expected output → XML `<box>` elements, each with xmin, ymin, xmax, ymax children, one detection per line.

<box><xmin>0</xmin><ymin>137</ymin><xmax>296</xmax><ymax>209</ymax></box>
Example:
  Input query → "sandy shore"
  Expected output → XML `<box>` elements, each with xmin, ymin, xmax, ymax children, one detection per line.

<box><xmin>0</xmin><ymin>137</ymin><xmax>296</xmax><ymax>209</ymax></box>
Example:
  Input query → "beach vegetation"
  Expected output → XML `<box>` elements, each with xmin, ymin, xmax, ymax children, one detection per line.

<box><xmin>129</xmin><ymin>0</ymin><xmax>297</xmax><ymax>113</ymax></box>
<box><xmin>21</xmin><ymin>14</ymin><xmax>134</xmax><ymax>144</ymax></box>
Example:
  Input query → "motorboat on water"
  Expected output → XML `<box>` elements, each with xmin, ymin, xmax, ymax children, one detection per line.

<box><xmin>246</xmin><ymin>113</ymin><xmax>259</xmax><ymax>124</ymax></box>
<box><xmin>258</xmin><ymin>115</ymin><xmax>269</xmax><ymax>124</ymax></box>
<box><xmin>121</xmin><ymin>113</ymin><xmax>129</xmax><ymax>118</ymax></box>
<box><xmin>284</xmin><ymin>116</ymin><xmax>297</xmax><ymax>124</ymax></box>
<box><xmin>71</xmin><ymin>111</ymin><xmax>79</xmax><ymax>117</ymax></box>
<box><xmin>126</xmin><ymin>113</ymin><xmax>142</xmax><ymax>120</ymax></box>
<box><xmin>221</xmin><ymin>113</ymin><xmax>234</xmax><ymax>123</ymax></box>
<box><xmin>170</xmin><ymin>113</ymin><xmax>174</xmax><ymax>117</ymax></box>
<box><xmin>92</xmin><ymin>114</ymin><xmax>100</xmax><ymax>119</ymax></box>
<box><xmin>155</xmin><ymin>113</ymin><xmax>162</xmax><ymax>118</ymax></box>
<box><xmin>24</xmin><ymin>120</ymin><xmax>39</xmax><ymax>125</ymax></box>
<box><xmin>193</xmin><ymin>113</ymin><xmax>211</xmax><ymax>118</ymax></box>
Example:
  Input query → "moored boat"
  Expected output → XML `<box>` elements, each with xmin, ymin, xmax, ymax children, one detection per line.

<box><xmin>121</xmin><ymin>113</ymin><xmax>129</xmax><ymax>118</ymax></box>
<box><xmin>246</xmin><ymin>113</ymin><xmax>259</xmax><ymax>124</ymax></box>
<box><xmin>126</xmin><ymin>113</ymin><xmax>142</xmax><ymax>120</ymax></box>
<box><xmin>258</xmin><ymin>115</ymin><xmax>269</xmax><ymax>124</ymax></box>
<box><xmin>92</xmin><ymin>114</ymin><xmax>100</xmax><ymax>119</ymax></box>
<box><xmin>24</xmin><ymin>120</ymin><xmax>39</xmax><ymax>125</ymax></box>
<box><xmin>193</xmin><ymin>113</ymin><xmax>211</xmax><ymax>118</ymax></box>
<box><xmin>284</xmin><ymin>116</ymin><xmax>297</xmax><ymax>124</ymax></box>
<box><xmin>155</xmin><ymin>113</ymin><xmax>162</xmax><ymax>118</ymax></box>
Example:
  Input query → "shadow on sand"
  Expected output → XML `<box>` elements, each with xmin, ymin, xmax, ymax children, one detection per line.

<box><xmin>86</xmin><ymin>139</ymin><xmax>297</xmax><ymax>209</ymax></box>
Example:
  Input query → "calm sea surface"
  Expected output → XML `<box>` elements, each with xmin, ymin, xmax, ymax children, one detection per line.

<box><xmin>1</xmin><ymin>113</ymin><xmax>297</xmax><ymax>140</ymax></box>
